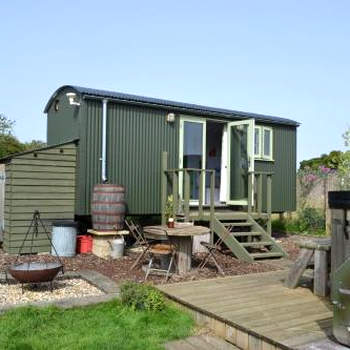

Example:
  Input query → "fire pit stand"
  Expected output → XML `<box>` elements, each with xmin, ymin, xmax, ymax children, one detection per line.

<box><xmin>7</xmin><ymin>210</ymin><xmax>65</xmax><ymax>293</ymax></box>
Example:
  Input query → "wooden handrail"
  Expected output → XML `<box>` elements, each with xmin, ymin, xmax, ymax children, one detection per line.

<box><xmin>161</xmin><ymin>152</ymin><xmax>216</xmax><ymax>225</ymax></box>
<box><xmin>161</xmin><ymin>151</ymin><xmax>273</xmax><ymax>236</ymax></box>
<box><xmin>165</xmin><ymin>168</ymin><xmax>215</xmax><ymax>174</ymax></box>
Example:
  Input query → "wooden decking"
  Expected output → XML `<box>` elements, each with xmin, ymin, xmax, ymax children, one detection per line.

<box><xmin>158</xmin><ymin>270</ymin><xmax>337</xmax><ymax>350</ymax></box>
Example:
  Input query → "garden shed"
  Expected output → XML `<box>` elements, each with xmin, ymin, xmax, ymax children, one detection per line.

<box><xmin>1</xmin><ymin>141</ymin><xmax>77</xmax><ymax>253</ymax></box>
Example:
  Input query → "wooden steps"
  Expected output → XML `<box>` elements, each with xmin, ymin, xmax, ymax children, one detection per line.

<box><xmin>241</xmin><ymin>241</ymin><xmax>274</xmax><ymax>247</ymax></box>
<box><xmin>231</xmin><ymin>231</ymin><xmax>261</xmax><ymax>237</ymax></box>
<box><xmin>250</xmin><ymin>252</ymin><xmax>285</xmax><ymax>259</ymax></box>
<box><xmin>211</xmin><ymin>215</ymin><xmax>286</xmax><ymax>263</ymax></box>
<box><xmin>165</xmin><ymin>334</ymin><xmax>239</xmax><ymax>350</ymax></box>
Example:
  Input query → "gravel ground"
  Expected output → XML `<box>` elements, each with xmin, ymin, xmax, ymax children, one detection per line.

<box><xmin>0</xmin><ymin>277</ymin><xmax>104</xmax><ymax>306</ymax></box>
<box><xmin>0</xmin><ymin>233</ymin><xmax>303</xmax><ymax>285</ymax></box>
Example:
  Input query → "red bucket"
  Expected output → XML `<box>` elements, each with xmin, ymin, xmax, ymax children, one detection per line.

<box><xmin>77</xmin><ymin>235</ymin><xmax>93</xmax><ymax>254</ymax></box>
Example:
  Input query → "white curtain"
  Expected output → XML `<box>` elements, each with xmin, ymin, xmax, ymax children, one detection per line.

<box><xmin>220</xmin><ymin>126</ymin><xmax>228</xmax><ymax>202</ymax></box>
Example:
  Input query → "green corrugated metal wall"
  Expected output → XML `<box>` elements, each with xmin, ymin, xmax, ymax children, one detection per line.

<box><xmin>46</xmin><ymin>88</ymin><xmax>297</xmax><ymax>215</ymax></box>
<box><xmin>46</xmin><ymin>87</ymin><xmax>80</xmax><ymax>145</ymax></box>
<box><xmin>255</xmin><ymin>124</ymin><xmax>297</xmax><ymax>212</ymax></box>
<box><xmin>76</xmin><ymin>100</ymin><xmax>178</xmax><ymax>215</ymax></box>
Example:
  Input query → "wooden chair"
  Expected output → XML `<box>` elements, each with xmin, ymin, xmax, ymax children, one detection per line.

<box><xmin>144</xmin><ymin>229</ymin><xmax>177</xmax><ymax>283</ymax></box>
<box><xmin>125</xmin><ymin>219</ymin><xmax>153</xmax><ymax>271</ymax></box>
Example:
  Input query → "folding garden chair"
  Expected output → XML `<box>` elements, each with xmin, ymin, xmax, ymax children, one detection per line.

<box><xmin>198</xmin><ymin>224</ymin><xmax>235</xmax><ymax>276</ymax></box>
<box><xmin>125</xmin><ymin>219</ymin><xmax>153</xmax><ymax>271</ymax></box>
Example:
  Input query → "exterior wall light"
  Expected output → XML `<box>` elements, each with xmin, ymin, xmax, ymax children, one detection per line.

<box><xmin>166</xmin><ymin>112</ymin><xmax>176</xmax><ymax>123</ymax></box>
<box><xmin>66</xmin><ymin>92</ymin><xmax>81</xmax><ymax>106</ymax></box>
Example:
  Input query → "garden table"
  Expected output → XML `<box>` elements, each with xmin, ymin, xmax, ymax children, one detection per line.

<box><xmin>143</xmin><ymin>224</ymin><xmax>210</xmax><ymax>274</ymax></box>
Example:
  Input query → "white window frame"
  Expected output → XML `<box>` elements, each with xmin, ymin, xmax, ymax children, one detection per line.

<box><xmin>254</xmin><ymin>125</ymin><xmax>274</xmax><ymax>161</ymax></box>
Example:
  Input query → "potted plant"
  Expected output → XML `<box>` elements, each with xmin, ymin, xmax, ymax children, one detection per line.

<box><xmin>165</xmin><ymin>195</ymin><xmax>175</xmax><ymax>228</ymax></box>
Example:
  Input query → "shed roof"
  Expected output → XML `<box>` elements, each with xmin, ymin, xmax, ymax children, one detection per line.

<box><xmin>44</xmin><ymin>85</ymin><xmax>299</xmax><ymax>126</ymax></box>
<box><xmin>0</xmin><ymin>139</ymin><xmax>79</xmax><ymax>163</ymax></box>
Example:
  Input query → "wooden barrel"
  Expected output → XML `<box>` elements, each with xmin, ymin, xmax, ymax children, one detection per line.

<box><xmin>91</xmin><ymin>184</ymin><xmax>126</xmax><ymax>231</ymax></box>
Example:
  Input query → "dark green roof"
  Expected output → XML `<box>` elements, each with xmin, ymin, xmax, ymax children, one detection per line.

<box><xmin>44</xmin><ymin>85</ymin><xmax>299</xmax><ymax>126</ymax></box>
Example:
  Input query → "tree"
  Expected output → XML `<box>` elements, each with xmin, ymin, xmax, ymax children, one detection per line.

<box><xmin>0</xmin><ymin>134</ymin><xmax>26</xmax><ymax>158</ymax></box>
<box><xmin>300</xmin><ymin>150</ymin><xmax>344</xmax><ymax>170</ymax></box>
<box><xmin>0</xmin><ymin>114</ymin><xmax>45</xmax><ymax>158</ymax></box>
<box><xmin>24</xmin><ymin>140</ymin><xmax>46</xmax><ymax>151</ymax></box>
<box><xmin>0</xmin><ymin>114</ymin><xmax>15</xmax><ymax>135</ymax></box>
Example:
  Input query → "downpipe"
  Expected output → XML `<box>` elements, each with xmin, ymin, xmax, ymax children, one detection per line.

<box><xmin>101</xmin><ymin>99</ymin><xmax>108</xmax><ymax>183</ymax></box>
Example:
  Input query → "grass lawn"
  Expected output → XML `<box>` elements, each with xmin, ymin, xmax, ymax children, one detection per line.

<box><xmin>0</xmin><ymin>299</ymin><xmax>194</xmax><ymax>350</ymax></box>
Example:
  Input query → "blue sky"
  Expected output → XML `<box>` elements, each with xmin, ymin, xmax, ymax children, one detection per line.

<box><xmin>0</xmin><ymin>0</ymin><xmax>349</xmax><ymax>165</ymax></box>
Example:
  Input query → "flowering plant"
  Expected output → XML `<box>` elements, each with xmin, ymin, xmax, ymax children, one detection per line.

<box><xmin>298</xmin><ymin>165</ymin><xmax>334</xmax><ymax>208</ymax></box>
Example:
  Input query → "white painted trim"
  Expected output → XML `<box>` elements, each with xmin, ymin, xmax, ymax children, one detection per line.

<box><xmin>254</xmin><ymin>125</ymin><xmax>274</xmax><ymax>161</ymax></box>
<box><xmin>226</xmin><ymin>119</ymin><xmax>255</xmax><ymax>205</ymax></box>
<box><xmin>262</xmin><ymin>126</ymin><xmax>274</xmax><ymax>161</ymax></box>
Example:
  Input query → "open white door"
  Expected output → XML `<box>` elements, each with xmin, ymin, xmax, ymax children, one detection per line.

<box><xmin>227</xmin><ymin>119</ymin><xmax>254</xmax><ymax>205</ymax></box>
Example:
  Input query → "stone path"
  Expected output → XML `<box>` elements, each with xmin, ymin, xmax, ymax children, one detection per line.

<box><xmin>165</xmin><ymin>334</ymin><xmax>239</xmax><ymax>350</ymax></box>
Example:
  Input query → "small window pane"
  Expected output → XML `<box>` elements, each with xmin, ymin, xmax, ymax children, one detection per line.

<box><xmin>264</xmin><ymin>129</ymin><xmax>271</xmax><ymax>157</ymax></box>
<box><xmin>254</xmin><ymin>128</ymin><xmax>260</xmax><ymax>156</ymax></box>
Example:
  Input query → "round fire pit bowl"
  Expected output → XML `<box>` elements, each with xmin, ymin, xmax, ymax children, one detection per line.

<box><xmin>8</xmin><ymin>262</ymin><xmax>63</xmax><ymax>284</ymax></box>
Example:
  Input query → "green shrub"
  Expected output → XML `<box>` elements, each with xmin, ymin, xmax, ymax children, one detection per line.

<box><xmin>271</xmin><ymin>219</ymin><xmax>286</xmax><ymax>232</ymax></box>
<box><xmin>120</xmin><ymin>282</ymin><xmax>165</xmax><ymax>311</ymax></box>
<box><xmin>297</xmin><ymin>207</ymin><xmax>325</xmax><ymax>233</ymax></box>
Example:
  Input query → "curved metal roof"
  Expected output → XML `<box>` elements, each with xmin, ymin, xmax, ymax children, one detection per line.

<box><xmin>44</xmin><ymin>85</ymin><xmax>299</xmax><ymax>126</ymax></box>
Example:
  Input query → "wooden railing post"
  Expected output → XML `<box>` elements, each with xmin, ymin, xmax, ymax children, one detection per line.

<box><xmin>161</xmin><ymin>152</ymin><xmax>168</xmax><ymax>226</ymax></box>
<box><xmin>172</xmin><ymin>171</ymin><xmax>178</xmax><ymax>219</ymax></box>
<box><xmin>257</xmin><ymin>174</ymin><xmax>263</xmax><ymax>215</ymax></box>
<box><xmin>198</xmin><ymin>170</ymin><xmax>204</xmax><ymax>220</ymax></box>
<box><xmin>184</xmin><ymin>170</ymin><xmax>190</xmax><ymax>222</ymax></box>
<box><xmin>267</xmin><ymin>174</ymin><xmax>272</xmax><ymax>236</ymax></box>
<box><xmin>248</xmin><ymin>172</ymin><xmax>253</xmax><ymax>214</ymax></box>
<box><xmin>210</xmin><ymin>171</ymin><xmax>215</xmax><ymax>244</ymax></box>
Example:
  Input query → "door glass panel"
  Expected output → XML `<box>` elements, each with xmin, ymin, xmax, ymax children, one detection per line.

<box><xmin>264</xmin><ymin>129</ymin><xmax>271</xmax><ymax>157</ymax></box>
<box><xmin>254</xmin><ymin>127</ymin><xmax>260</xmax><ymax>157</ymax></box>
<box><xmin>230</xmin><ymin>124</ymin><xmax>249</xmax><ymax>201</ymax></box>
<box><xmin>183</xmin><ymin>121</ymin><xmax>203</xmax><ymax>200</ymax></box>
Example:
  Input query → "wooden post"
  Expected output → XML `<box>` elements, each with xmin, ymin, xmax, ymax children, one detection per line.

<box><xmin>257</xmin><ymin>174</ymin><xmax>263</xmax><ymax>215</ymax></box>
<box><xmin>314</xmin><ymin>249</ymin><xmax>328</xmax><ymax>297</ymax></box>
<box><xmin>267</xmin><ymin>174</ymin><xmax>272</xmax><ymax>236</ymax></box>
<box><xmin>331</xmin><ymin>208</ymin><xmax>347</xmax><ymax>281</ymax></box>
<box><xmin>198</xmin><ymin>170</ymin><xmax>204</xmax><ymax>220</ymax></box>
<box><xmin>248</xmin><ymin>172</ymin><xmax>253</xmax><ymax>214</ymax></box>
<box><xmin>161</xmin><ymin>152</ymin><xmax>168</xmax><ymax>226</ymax></box>
<box><xmin>210</xmin><ymin>171</ymin><xmax>215</xmax><ymax>244</ymax></box>
<box><xmin>172</xmin><ymin>172</ymin><xmax>178</xmax><ymax>219</ymax></box>
<box><xmin>184</xmin><ymin>170</ymin><xmax>190</xmax><ymax>222</ymax></box>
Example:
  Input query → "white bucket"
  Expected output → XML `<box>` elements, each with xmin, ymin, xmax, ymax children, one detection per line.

<box><xmin>109</xmin><ymin>237</ymin><xmax>125</xmax><ymax>259</ymax></box>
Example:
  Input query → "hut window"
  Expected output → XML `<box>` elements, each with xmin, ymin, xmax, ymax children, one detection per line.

<box><xmin>254</xmin><ymin>126</ymin><xmax>273</xmax><ymax>161</ymax></box>
<box><xmin>54</xmin><ymin>99</ymin><xmax>59</xmax><ymax>112</ymax></box>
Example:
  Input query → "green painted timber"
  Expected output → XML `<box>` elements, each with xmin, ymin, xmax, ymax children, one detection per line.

<box><xmin>212</xmin><ymin>217</ymin><xmax>254</xmax><ymax>263</ymax></box>
<box><xmin>2</xmin><ymin>142</ymin><xmax>77</xmax><ymax>254</ymax></box>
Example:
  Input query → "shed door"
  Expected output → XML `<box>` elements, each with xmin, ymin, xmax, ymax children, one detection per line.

<box><xmin>227</xmin><ymin>119</ymin><xmax>254</xmax><ymax>205</ymax></box>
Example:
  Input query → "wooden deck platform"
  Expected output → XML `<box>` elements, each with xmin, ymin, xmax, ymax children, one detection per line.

<box><xmin>158</xmin><ymin>270</ymin><xmax>339</xmax><ymax>350</ymax></box>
